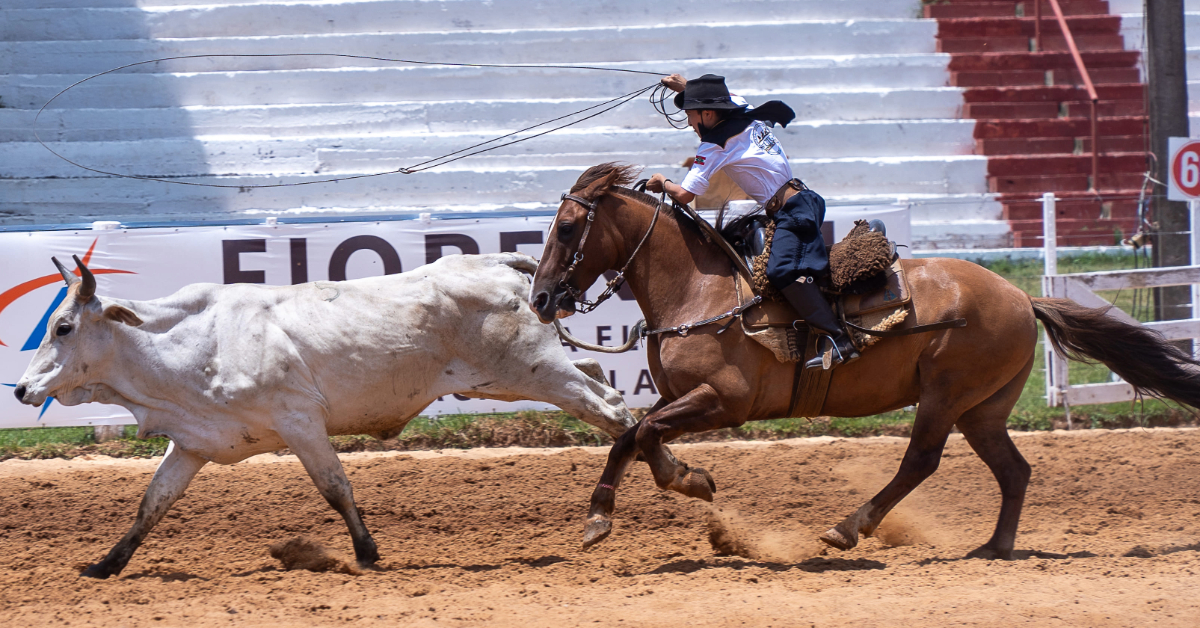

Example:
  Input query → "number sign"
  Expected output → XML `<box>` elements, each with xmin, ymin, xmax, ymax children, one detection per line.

<box><xmin>1169</xmin><ymin>137</ymin><xmax>1200</xmax><ymax>200</ymax></box>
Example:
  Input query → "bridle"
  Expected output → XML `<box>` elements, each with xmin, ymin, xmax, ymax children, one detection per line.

<box><xmin>556</xmin><ymin>189</ymin><xmax>662</xmax><ymax>314</ymax></box>
<box><xmin>550</xmin><ymin>184</ymin><xmax>767</xmax><ymax>352</ymax></box>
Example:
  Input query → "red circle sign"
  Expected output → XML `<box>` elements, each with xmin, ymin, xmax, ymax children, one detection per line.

<box><xmin>1172</xmin><ymin>140</ymin><xmax>1200</xmax><ymax>198</ymax></box>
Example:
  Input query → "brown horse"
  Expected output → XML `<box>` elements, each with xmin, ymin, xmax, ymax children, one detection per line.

<box><xmin>528</xmin><ymin>163</ymin><xmax>1200</xmax><ymax>560</ymax></box>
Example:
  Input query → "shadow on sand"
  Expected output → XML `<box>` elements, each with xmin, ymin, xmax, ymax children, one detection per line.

<box><xmin>650</xmin><ymin>556</ymin><xmax>886</xmax><ymax>575</ymax></box>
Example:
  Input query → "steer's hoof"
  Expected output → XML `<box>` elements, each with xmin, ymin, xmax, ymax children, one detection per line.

<box><xmin>819</xmin><ymin>525</ymin><xmax>857</xmax><ymax>551</ymax></box>
<box><xmin>678</xmin><ymin>467</ymin><xmax>716</xmax><ymax>502</ymax></box>
<box><xmin>80</xmin><ymin>563</ymin><xmax>114</xmax><ymax>579</ymax></box>
<box><xmin>582</xmin><ymin>515</ymin><xmax>613</xmax><ymax>550</ymax></box>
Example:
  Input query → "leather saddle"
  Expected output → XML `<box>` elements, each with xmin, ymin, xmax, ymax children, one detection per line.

<box><xmin>722</xmin><ymin>214</ymin><xmax>913</xmax><ymax>363</ymax></box>
<box><xmin>665</xmin><ymin>195</ymin><xmax>964</xmax><ymax>363</ymax></box>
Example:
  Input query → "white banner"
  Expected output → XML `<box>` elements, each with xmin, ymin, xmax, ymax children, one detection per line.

<box><xmin>0</xmin><ymin>203</ymin><xmax>908</xmax><ymax>429</ymax></box>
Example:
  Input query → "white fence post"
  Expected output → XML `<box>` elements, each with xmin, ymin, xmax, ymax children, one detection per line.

<box><xmin>93</xmin><ymin>425</ymin><xmax>123</xmax><ymax>442</ymax></box>
<box><xmin>1041</xmin><ymin>193</ymin><xmax>1072</xmax><ymax>427</ymax></box>
<box><xmin>1042</xmin><ymin>192</ymin><xmax>1057</xmax><ymax>277</ymax></box>
<box><xmin>1192</xmin><ymin>201</ymin><xmax>1200</xmax><ymax>324</ymax></box>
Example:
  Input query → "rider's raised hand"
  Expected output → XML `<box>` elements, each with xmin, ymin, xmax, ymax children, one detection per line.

<box><xmin>661</xmin><ymin>74</ymin><xmax>686</xmax><ymax>93</ymax></box>
<box><xmin>645</xmin><ymin>173</ymin><xmax>668</xmax><ymax>193</ymax></box>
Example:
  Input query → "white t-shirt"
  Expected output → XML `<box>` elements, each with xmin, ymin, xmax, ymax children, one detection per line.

<box><xmin>680</xmin><ymin>120</ymin><xmax>792</xmax><ymax>204</ymax></box>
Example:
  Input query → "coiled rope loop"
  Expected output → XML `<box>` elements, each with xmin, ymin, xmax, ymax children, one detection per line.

<box><xmin>34</xmin><ymin>54</ymin><xmax>682</xmax><ymax>189</ymax></box>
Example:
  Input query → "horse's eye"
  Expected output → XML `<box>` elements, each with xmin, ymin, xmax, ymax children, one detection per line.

<box><xmin>558</xmin><ymin>222</ymin><xmax>575</xmax><ymax>238</ymax></box>
<box><xmin>56</xmin><ymin>323</ymin><xmax>72</xmax><ymax>337</ymax></box>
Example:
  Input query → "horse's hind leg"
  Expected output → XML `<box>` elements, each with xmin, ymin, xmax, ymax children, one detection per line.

<box><xmin>819</xmin><ymin>396</ymin><xmax>959</xmax><ymax>551</ymax></box>
<box><xmin>958</xmin><ymin>356</ymin><xmax>1034</xmax><ymax>560</ymax></box>
<box><xmin>820</xmin><ymin>355</ymin><xmax>1033</xmax><ymax>554</ymax></box>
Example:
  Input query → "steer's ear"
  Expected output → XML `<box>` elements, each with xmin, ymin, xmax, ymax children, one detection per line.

<box><xmin>102</xmin><ymin>304</ymin><xmax>144</xmax><ymax>327</ymax></box>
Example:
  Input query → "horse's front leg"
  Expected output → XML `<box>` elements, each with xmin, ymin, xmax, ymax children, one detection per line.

<box><xmin>636</xmin><ymin>384</ymin><xmax>733</xmax><ymax>501</ymax></box>
<box><xmin>582</xmin><ymin>423</ymin><xmax>641</xmax><ymax>549</ymax></box>
<box><xmin>582</xmin><ymin>396</ymin><xmax>675</xmax><ymax>549</ymax></box>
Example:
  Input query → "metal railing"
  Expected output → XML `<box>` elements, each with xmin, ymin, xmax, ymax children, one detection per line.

<box><xmin>1034</xmin><ymin>0</ymin><xmax>1101</xmax><ymax>190</ymax></box>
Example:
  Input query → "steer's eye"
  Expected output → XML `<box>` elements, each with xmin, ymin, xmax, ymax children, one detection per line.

<box><xmin>557</xmin><ymin>222</ymin><xmax>575</xmax><ymax>239</ymax></box>
<box><xmin>56</xmin><ymin>323</ymin><xmax>72</xmax><ymax>337</ymax></box>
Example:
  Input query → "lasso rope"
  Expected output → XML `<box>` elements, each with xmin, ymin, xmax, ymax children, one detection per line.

<box><xmin>34</xmin><ymin>54</ymin><xmax>682</xmax><ymax>189</ymax></box>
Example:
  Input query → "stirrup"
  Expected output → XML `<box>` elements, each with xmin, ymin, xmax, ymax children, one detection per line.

<box><xmin>804</xmin><ymin>334</ymin><xmax>860</xmax><ymax>371</ymax></box>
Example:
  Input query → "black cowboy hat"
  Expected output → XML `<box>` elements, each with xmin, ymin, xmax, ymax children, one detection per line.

<box><xmin>672</xmin><ymin>74</ymin><xmax>747</xmax><ymax>111</ymax></box>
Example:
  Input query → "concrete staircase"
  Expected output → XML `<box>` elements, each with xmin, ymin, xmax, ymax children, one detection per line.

<box><xmin>1</xmin><ymin>0</ymin><xmax>1006</xmax><ymax>248</ymax></box>
<box><xmin>926</xmin><ymin>0</ymin><xmax>1149</xmax><ymax>248</ymax></box>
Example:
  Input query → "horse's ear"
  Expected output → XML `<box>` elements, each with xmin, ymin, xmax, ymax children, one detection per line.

<box><xmin>581</xmin><ymin>169</ymin><xmax>623</xmax><ymax>199</ymax></box>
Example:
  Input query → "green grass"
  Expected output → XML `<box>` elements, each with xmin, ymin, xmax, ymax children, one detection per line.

<box><xmin>2</xmin><ymin>249</ymin><xmax>1193</xmax><ymax>458</ymax></box>
<box><xmin>0</xmin><ymin>426</ymin><xmax>97</xmax><ymax>449</ymax></box>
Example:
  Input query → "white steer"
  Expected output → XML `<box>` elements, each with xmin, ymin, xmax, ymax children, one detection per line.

<box><xmin>13</xmin><ymin>253</ymin><xmax>634</xmax><ymax>578</ymax></box>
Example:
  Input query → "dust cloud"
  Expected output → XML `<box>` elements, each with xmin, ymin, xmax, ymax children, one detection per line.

<box><xmin>268</xmin><ymin>536</ymin><xmax>362</xmax><ymax>575</ymax></box>
<box><xmin>706</xmin><ymin>506</ymin><xmax>823</xmax><ymax>562</ymax></box>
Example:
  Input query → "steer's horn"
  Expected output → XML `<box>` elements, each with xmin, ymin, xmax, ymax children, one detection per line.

<box><xmin>52</xmin><ymin>257</ymin><xmax>79</xmax><ymax>287</ymax></box>
<box><xmin>73</xmin><ymin>254</ymin><xmax>96</xmax><ymax>300</ymax></box>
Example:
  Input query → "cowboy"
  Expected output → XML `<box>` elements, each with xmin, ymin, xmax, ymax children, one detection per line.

<box><xmin>645</xmin><ymin>74</ymin><xmax>858</xmax><ymax>370</ymax></box>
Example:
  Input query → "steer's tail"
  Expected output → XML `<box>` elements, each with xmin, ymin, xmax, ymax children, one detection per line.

<box><xmin>1032</xmin><ymin>297</ymin><xmax>1200</xmax><ymax>408</ymax></box>
<box><xmin>494</xmin><ymin>252</ymin><xmax>539</xmax><ymax>276</ymax></box>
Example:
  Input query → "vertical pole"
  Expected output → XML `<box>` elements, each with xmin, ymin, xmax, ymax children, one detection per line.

<box><xmin>1192</xmin><ymin>200</ymin><xmax>1200</xmax><ymax>356</ymax></box>
<box><xmin>1042</xmin><ymin>192</ymin><xmax>1059</xmax><ymax>409</ymax></box>
<box><xmin>1043</xmin><ymin>192</ymin><xmax>1057</xmax><ymax>274</ymax></box>
<box><xmin>1034</xmin><ymin>0</ymin><xmax>1042</xmax><ymax>52</ymax></box>
<box><xmin>1147</xmin><ymin>0</ymin><xmax>1191</xmax><ymax>322</ymax></box>
<box><xmin>94</xmin><ymin>425</ymin><xmax>123</xmax><ymax>443</ymax></box>
<box><xmin>1042</xmin><ymin>193</ymin><xmax>1071</xmax><ymax>426</ymax></box>
<box><xmin>1090</xmin><ymin>99</ymin><xmax>1099</xmax><ymax>191</ymax></box>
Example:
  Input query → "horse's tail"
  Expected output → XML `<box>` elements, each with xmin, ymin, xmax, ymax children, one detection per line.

<box><xmin>1031</xmin><ymin>297</ymin><xmax>1200</xmax><ymax>408</ymax></box>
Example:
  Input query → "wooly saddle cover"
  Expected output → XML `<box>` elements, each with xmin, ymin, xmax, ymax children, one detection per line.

<box><xmin>735</xmin><ymin>259</ymin><xmax>912</xmax><ymax>364</ymax></box>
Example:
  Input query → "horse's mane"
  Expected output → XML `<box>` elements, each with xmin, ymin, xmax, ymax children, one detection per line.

<box><xmin>569</xmin><ymin>162</ymin><xmax>710</xmax><ymax>239</ymax></box>
<box><xmin>570</xmin><ymin>162</ymin><xmax>641</xmax><ymax>193</ymax></box>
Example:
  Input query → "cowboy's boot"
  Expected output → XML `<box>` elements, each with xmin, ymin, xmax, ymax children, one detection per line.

<box><xmin>780</xmin><ymin>279</ymin><xmax>860</xmax><ymax>370</ymax></box>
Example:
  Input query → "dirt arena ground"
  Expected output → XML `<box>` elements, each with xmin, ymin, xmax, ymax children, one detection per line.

<box><xmin>2</xmin><ymin>428</ymin><xmax>1199</xmax><ymax>627</ymax></box>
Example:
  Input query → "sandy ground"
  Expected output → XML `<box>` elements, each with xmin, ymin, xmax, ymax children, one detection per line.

<box><xmin>2</xmin><ymin>428</ymin><xmax>1199</xmax><ymax>627</ymax></box>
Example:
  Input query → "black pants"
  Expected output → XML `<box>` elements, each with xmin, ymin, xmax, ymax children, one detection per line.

<box><xmin>765</xmin><ymin>188</ymin><xmax>828</xmax><ymax>290</ymax></box>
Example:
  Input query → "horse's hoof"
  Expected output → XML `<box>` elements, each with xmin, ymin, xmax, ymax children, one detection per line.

<box><xmin>819</xmin><ymin>526</ymin><xmax>857</xmax><ymax>551</ymax></box>
<box><xmin>354</xmin><ymin>542</ymin><xmax>381</xmax><ymax>567</ymax></box>
<box><xmin>678</xmin><ymin>468</ymin><xmax>716</xmax><ymax>502</ymax></box>
<box><xmin>80</xmin><ymin>563</ymin><xmax>113</xmax><ymax>579</ymax></box>
<box><xmin>966</xmin><ymin>545</ymin><xmax>1013</xmax><ymax>560</ymax></box>
<box><xmin>582</xmin><ymin>515</ymin><xmax>613</xmax><ymax>550</ymax></box>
